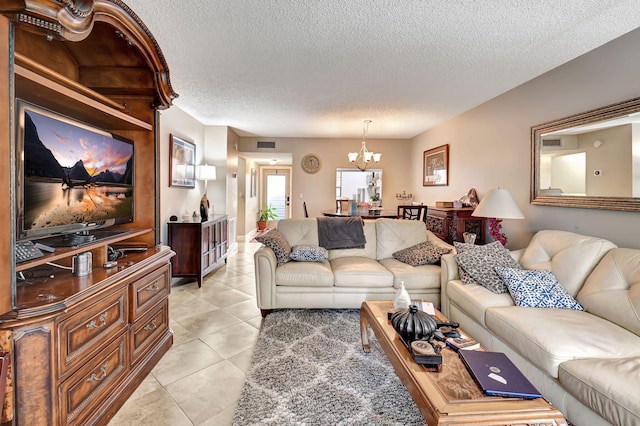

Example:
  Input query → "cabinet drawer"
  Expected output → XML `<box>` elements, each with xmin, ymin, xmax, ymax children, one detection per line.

<box><xmin>130</xmin><ymin>299</ymin><xmax>169</xmax><ymax>364</ymax></box>
<box><xmin>59</xmin><ymin>331</ymin><xmax>128</xmax><ymax>426</ymax></box>
<box><xmin>57</xmin><ymin>287</ymin><xmax>128</xmax><ymax>378</ymax></box>
<box><xmin>130</xmin><ymin>264</ymin><xmax>170</xmax><ymax>321</ymax></box>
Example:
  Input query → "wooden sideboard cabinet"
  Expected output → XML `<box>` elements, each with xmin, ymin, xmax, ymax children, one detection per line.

<box><xmin>168</xmin><ymin>215</ymin><xmax>229</xmax><ymax>287</ymax></box>
<box><xmin>425</xmin><ymin>206</ymin><xmax>486</xmax><ymax>245</ymax></box>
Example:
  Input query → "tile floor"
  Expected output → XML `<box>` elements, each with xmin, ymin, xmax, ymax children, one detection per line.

<box><xmin>109</xmin><ymin>241</ymin><xmax>263</xmax><ymax>426</ymax></box>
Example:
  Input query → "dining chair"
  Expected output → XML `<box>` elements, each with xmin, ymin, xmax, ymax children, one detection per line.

<box><xmin>336</xmin><ymin>199</ymin><xmax>350</xmax><ymax>212</ymax></box>
<box><xmin>422</xmin><ymin>206</ymin><xmax>429</xmax><ymax>224</ymax></box>
<box><xmin>397</xmin><ymin>205</ymin><xmax>426</xmax><ymax>221</ymax></box>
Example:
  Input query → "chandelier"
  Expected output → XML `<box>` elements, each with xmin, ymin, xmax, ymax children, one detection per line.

<box><xmin>348</xmin><ymin>120</ymin><xmax>381</xmax><ymax>171</ymax></box>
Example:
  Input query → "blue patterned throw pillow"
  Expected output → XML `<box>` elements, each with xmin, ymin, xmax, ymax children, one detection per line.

<box><xmin>290</xmin><ymin>245</ymin><xmax>329</xmax><ymax>262</ymax></box>
<box><xmin>495</xmin><ymin>267</ymin><xmax>584</xmax><ymax>310</ymax></box>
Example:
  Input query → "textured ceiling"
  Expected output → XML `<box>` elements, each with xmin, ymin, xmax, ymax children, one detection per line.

<box><xmin>124</xmin><ymin>0</ymin><xmax>640</xmax><ymax>139</ymax></box>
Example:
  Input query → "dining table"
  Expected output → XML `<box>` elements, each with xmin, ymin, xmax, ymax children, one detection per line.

<box><xmin>321</xmin><ymin>209</ymin><xmax>398</xmax><ymax>219</ymax></box>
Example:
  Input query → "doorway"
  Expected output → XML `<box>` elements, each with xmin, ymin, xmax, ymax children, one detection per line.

<box><xmin>261</xmin><ymin>167</ymin><xmax>291</xmax><ymax>220</ymax></box>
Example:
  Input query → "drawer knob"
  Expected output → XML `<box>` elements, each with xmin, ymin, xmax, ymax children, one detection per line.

<box><xmin>145</xmin><ymin>280</ymin><xmax>160</xmax><ymax>291</ymax></box>
<box><xmin>143</xmin><ymin>318</ymin><xmax>157</xmax><ymax>332</ymax></box>
<box><xmin>86</xmin><ymin>312</ymin><xmax>107</xmax><ymax>329</ymax></box>
<box><xmin>87</xmin><ymin>361</ymin><xmax>108</xmax><ymax>383</ymax></box>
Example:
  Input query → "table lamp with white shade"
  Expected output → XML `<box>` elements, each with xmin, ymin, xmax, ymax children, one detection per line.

<box><xmin>471</xmin><ymin>188</ymin><xmax>524</xmax><ymax>246</ymax></box>
<box><xmin>197</xmin><ymin>164</ymin><xmax>216</xmax><ymax>221</ymax></box>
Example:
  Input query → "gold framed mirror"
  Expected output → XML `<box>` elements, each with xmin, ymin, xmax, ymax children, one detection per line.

<box><xmin>531</xmin><ymin>97</ymin><xmax>640</xmax><ymax>211</ymax></box>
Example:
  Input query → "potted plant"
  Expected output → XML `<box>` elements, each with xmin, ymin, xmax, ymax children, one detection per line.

<box><xmin>257</xmin><ymin>205</ymin><xmax>278</xmax><ymax>230</ymax></box>
<box><xmin>370</xmin><ymin>194</ymin><xmax>381</xmax><ymax>208</ymax></box>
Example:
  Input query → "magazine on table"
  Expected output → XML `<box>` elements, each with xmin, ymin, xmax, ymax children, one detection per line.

<box><xmin>446</xmin><ymin>334</ymin><xmax>480</xmax><ymax>351</ymax></box>
<box><xmin>410</xmin><ymin>300</ymin><xmax>435</xmax><ymax>315</ymax></box>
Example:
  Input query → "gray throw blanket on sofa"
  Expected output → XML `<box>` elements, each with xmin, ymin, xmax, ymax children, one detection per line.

<box><xmin>317</xmin><ymin>216</ymin><xmax>366</xmax><ymax>250</ymax></box>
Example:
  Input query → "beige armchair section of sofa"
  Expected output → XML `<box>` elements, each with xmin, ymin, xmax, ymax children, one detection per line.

<box><xmin>255</xmin><ymin>218</ymin><xmax>453</xmax><ymax>315</ymax></box>
<box><xmin>441</xmin><ymin>230</ymin><xmax>640</xmax><ymax>426</ymax></box>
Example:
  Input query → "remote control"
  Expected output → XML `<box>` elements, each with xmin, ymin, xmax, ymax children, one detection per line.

<box><xmin>34</xmin><ymin>242</ymin><xmax>56</xmax><ymax>253</ymax></box>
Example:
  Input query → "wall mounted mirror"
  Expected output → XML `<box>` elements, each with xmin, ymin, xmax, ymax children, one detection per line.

<box><xmin>531</xmin><ymin>97</ymin><xmax>640</xmax><ymax>211</ymax></box>
<box><xmin>336</xmin><ymin>168</ymin><xmax>382</xmax><ymax>203</ymax></box>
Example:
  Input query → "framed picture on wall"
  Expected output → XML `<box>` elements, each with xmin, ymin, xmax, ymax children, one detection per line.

<box><xmin>251</xmin><ymin>168</ymin><xmax>257</xmax><ymax>197</ymax></box>
<box><xmin>169</xmin><ymin>134</ymin><xmax>196</xmax><ymax>188</ymax></box>
<box><xmin>423</xmin><ymin>144</ymin><xmax>449</xmax><ymax>186</ymax></box>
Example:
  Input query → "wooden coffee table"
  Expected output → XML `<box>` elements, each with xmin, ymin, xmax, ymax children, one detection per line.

<box><xmin>360</xmin><ymin>301</ymin><xmax>568</xmax><ymax>425</ymax></box>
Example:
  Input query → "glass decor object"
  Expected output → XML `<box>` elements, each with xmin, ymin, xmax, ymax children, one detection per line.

<box><xmin>393</xmin><ymin>281</ymin><xmax>411</xmax><ymax>310</ymax></box>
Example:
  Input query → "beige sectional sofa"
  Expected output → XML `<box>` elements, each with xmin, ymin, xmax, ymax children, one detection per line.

<box><xmin>254</xmin><ymin>218</ymin><xmax>453</xmax><ymax>315</ymax></box>
<box><xmin>441</xmin><ymin>230</ymin><xmax>640</xmax><ymax>426</ymax></box>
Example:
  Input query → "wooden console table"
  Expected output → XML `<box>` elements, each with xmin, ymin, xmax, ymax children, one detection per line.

<box><xmin>425</xmin><ymin>206</ymin><xmax>486</xmax><ymax>245</ymax></box>
<box><xmin>167</xmin><ymin>215</ymin><xmax>229</xmax><ymax>287</ymax></box>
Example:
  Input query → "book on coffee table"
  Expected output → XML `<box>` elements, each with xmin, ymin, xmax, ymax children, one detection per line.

<box><xmin>446</xmin><ymin>334</ymin><xmax>480</xmax><ymax>351</ymax></box>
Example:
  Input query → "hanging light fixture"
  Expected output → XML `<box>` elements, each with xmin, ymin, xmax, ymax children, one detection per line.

<box><xmin>348</xmin><ymin>120</ymin><xmax>381</xmax><ymax>171</ymax></box>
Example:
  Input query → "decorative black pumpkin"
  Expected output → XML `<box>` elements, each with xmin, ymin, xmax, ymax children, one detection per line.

<box><xmin>390</xmin><ymin>304</ymin><xmax>459</xmax><ymax>344</ymax></box>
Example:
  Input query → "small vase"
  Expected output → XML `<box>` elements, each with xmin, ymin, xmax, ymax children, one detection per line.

<box><xmin>393</xmin><ymin>281</ymin><xmax>411</xmax><ymax>310</ymax></box>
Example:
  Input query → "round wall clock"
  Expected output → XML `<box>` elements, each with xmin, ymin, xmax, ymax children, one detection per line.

<box><xmin>301</xmin><ymin>153</ymin><xmax>321</xmax><ymax>174</ymax></box>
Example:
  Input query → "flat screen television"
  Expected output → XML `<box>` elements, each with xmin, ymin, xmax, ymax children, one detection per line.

<box><xmin>16</xmin><ymin>100</ymin><xmax>134</xmax><ymax>245</ymax></box>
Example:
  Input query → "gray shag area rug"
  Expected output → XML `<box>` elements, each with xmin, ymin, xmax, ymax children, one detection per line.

<box><xmin>232</xmin><ymin>309</ymin><xmax>424</xmax><ymax>425</ymax></box>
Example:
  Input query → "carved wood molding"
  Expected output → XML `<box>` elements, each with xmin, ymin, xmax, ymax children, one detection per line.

<box><xmin>1</xmin><ymin>0</ymin><xmax>177</xmax><ymax>108</ymax></box>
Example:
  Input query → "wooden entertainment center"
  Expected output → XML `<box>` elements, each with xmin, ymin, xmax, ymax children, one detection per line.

<box><xmin>0</xmin><ymin>2</ymin><xmax>177</xmax><ymax>424</ymax></box>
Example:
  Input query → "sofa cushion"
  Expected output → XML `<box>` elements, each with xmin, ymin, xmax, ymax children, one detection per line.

<box><xmin>275</xmin><ymin>260</ymin><xmax>334</xmax><ymax>287</ymax></box>
<box><xmin>392</xmin><ymin>241</ymin><xmax>451</xmax><ymax>266</ymax></box>
<box><xmin>518</xmin><ymin>230</ymin><xmax>616</xmax><ymax>297</ymax></box>
<box><xmin>330</xmin><ymin>257</ymin><xmax>393</xmax><ymax>287</ymax></box>
<box><xmin>376</xmin><ymin>218</ymin><xmax>428</xmax><ymax>260</ymax></box>
<box><xmin>558</xmin><ymin>357</ymin><xmax>640</xmax><ymax>426</ymax></box>
<box><xmin>329</xmin><ymin>220</ymin><xmax>377</xmax><ymax>260</ymax></box>
<box><xmin>277</xmin><ymin>218</ymin><xmax>320</xmax><ymax>246</ymax></box>
<box><xmin>577</xmin><ymin>248</ymin><xmax>640</xmax><ymax>336</ymax></box>
<box><xmin>454</xmin><ymin>241</ymin><xmax>520</xmax><ymax>293</ymax></box>
<box><xmin>486</xmin><ymin>306</ymin><xmax>640</xmax><ymax>378</ymax></box>
<box><xmin>379</xmin><ymin>258</ymin><xmax>441</xmax><ymax>290</ymax></box>
<box><xmin>256</xmin><ymin>229</ymin><xmax>291</xmax><ymax>266</ymax></box>
<box><xmin>496</xmin><ymin>268</ymin><xmax>583</xmax><ymax>310</ymax></box>
<box><xmin>446</xmin><ymin>280</ymin><xmax>514</xmax><ymax>326</ymax></box>
<box><xmin>290</xmin><ymin>245</ymin><xmax>328</xmax><ymax>262</ymax></box>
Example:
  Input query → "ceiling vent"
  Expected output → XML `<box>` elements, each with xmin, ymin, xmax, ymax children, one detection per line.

<box><xmin>541</xmin><ymin>135</ymin><xmax>578</xmax><ymax>150</ymax></box>
<box><xmin>542</xmin><ymin>139</ymin><xmax>562</xmax><ymax>147</ymax></box>
<box><xmin>257</xmin><ymin>141</ymin><xmax>276</xmax><ymax>149</ymax></box>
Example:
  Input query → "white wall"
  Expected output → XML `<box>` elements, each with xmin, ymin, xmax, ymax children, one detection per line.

<box><xmin>161</xmin><ymin>27</ymin><xmax>640</xmax><ymax>250</ymax></box>
<box><xmin>157</xmin><ymin>106</ymin><xmax>205</xmax><ymax>245</ymax></box>
<box><xmin>411</xmin><ymin>26</ymin><xmax>640</xmax><ymax>249</ymax></box>
<box><xmin>203</xmin><ymin>126</ymin><xmax>229</xmax><ymax>216</ymax></box>
<box><xmin>580</xmin><ymin>125</ymin><xmax>631</xmax><ymax>197</ymax></box>
<box><xmin>158</xmin><ymin>108</ymin><xmax>233</xmax><ymax>246</ymax></box>
<box><xmin>238</xmin><ymin>137</ymin><xmax>413</xmax><ymax>222</ymax></box>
